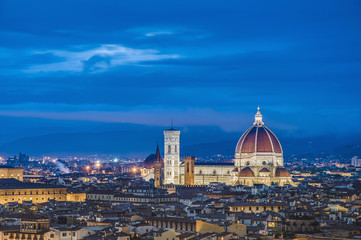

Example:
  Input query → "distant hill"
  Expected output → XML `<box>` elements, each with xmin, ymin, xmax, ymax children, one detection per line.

<box><xmin>0</xmin><ymin>125</ymin><xmax>240</xmax><ymax>157</ymax></box>
<box><xmin>334</xmin><ymin>143</ymin><xmax>361</xmax><ymax>158</ymax></box>
<box><xmin>183</xmin><ymin>134</ymin><xmax>361</xmax><ymax>158</ymax></box>
<box><xmin>0</xmin><ymin>128</ymin><xmax>359</xmax><ymax>158</ymax></box>
<box><xmin>0</xmin><ymin>131</ymin><xmax>155</xmax><ymax>157</ymax></box>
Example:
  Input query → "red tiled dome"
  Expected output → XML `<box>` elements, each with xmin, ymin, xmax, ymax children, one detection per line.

<box><xmin>143</xmin><ymin>145</ymin><xmax>163</xmax><ymax>169</ymax></box>
<box><xmin>238</xmin><ymin>167</ymin><xmax>255</xmax><ymax>177</ymax></box>
<box><xmin>275</xmin><ymin>167</ymin><xmax>291</xmax><ymax>177</ymax></box>
<box><xmin>235</xmin><ymin>108</ymin><xmax>282</xmax><ymax>154</ymax></box>
<box><xmin>235</xmin><ymin>126</ymin><xmax>282</xmax><ymax>153</ymax></box>
<box><xmin>143</xmin><ymin>154</ymin><xmax>156</xmax><ymax>169</ymax></box>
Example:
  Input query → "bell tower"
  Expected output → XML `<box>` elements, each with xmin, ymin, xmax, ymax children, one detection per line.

<box><xmin>184</xmin><ymin>156</ymin><xmax>195</xmax><ymax>186</ymax></box>
<box><xmin>163</xmin><ymin>128</ymin><xmax>180</xmax><ymax>185</ymax></box>
<box><xmin>154</xmin><ymin>144</ymin><xmax>162</xmax><ymax>188</ymax></box>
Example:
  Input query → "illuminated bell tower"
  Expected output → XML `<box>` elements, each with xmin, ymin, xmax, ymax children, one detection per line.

<box><xmin>163</xmin><ymin>128</ymin><xmax>180</xmax><ymax>185</ymax></box>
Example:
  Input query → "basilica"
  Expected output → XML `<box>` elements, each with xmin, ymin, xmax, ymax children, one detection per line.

<box><xmin>141</xmin><ymin>107</ymin><xmax>294</xmax><ymax>187</ymax></box>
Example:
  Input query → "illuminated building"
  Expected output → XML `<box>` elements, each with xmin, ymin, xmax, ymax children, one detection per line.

<box><xmin>0</xmin><ymin>166</ymin><xmax>23</xmax><ymax>181</ymax></box>
<box><xmin>143</xmin><ymin>107</ymin><xmax>294</xmax><ymax>186</ymax></box>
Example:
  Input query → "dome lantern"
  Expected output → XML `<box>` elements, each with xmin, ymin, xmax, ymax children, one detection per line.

<box><xmin>254</xmin><ymin>106</ymin><xmax>264</xmax><ymax>126</ymax></box>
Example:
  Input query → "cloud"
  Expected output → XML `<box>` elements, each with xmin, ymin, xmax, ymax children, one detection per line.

<box><xmin>24</xmin><ymin>44</ymin><xmax>181</xmax><ymax>73</ymax></box>
<box><xmin>145</xmin><ymin>31</ymin><xmax>174</xmax><ymax>37</ymax></box>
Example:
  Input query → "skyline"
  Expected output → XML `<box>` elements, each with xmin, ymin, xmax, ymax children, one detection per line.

<box><xmin>0</xmin><ymin>0</ymin><xmax>361</xmax><ymax>149</ymax></box>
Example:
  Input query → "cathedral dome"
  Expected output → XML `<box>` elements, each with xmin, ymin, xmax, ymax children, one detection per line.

<box><xmin>235</xmin><ymin>107</ymin><xmax>282</xmax><ymax>154</ymax></box>
<box><xmin>143</xmin><ymin>145</ymin><xmax>163</xmax><ymax>169</ymax></box>
<box><xmin>238</xmin><ymin>167</ymin><xmax>255</xmax><ymax>177</ymax></box>
<box><xmin>275</xmin><ymin>167</ymin><xmax>291</xmax><ymax>177</ymax></box>
<box><xmin>143</xmin><ymin>154</ymin><xmax>156</xmax><ymax>169</ymax></box>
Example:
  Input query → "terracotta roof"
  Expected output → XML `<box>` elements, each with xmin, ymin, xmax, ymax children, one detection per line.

<box><xmin>143</xmin><ymin>144</ymin><xmax>164</xmax><ymax>169</ymax></box>
<box><xmin>238</xmin><ymin>167</ymin><xmax>255</xmax><ymax>177</ymax></box>
<box><xmin>235</xmin><ymin>125</ymin><xmax>282</xmax><ymax>154</ymax></box>
<box><xmin>275</xmin><ymin>167</ymin><xmax>291</xmax><ymax>177</ymax></box>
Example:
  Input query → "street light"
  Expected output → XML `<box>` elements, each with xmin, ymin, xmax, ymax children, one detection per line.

<box><xmin>95</xmin><ymin>162</ymin><xmax>101</xmax><ymax>173</ymax></box>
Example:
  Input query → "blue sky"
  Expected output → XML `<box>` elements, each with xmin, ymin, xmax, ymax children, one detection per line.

<box><xmin>0</xmin><ymin>0</ymin><xmax>360</xmax><ymax>143</ymax></box>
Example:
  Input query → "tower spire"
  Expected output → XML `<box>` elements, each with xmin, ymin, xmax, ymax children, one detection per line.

<box><xmin>254</xmin><ymin>106</ymin><xmax>264</xmax><ymax>126</ymax></box>
<box><xmin>154</xmin><ymin>143</ymin><xmax>162</xmax><ymax>188</ymax></box>
<box><xmin>155</xmin><ymin>144</ymin><xmax>161</xmax><ymax>163</ymax></box>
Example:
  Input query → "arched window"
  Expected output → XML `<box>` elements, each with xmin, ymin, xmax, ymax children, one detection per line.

<box><xmin>187</xmin><ymin>162</ymin><xmax>190</xmax><ymax>173</ymax></box>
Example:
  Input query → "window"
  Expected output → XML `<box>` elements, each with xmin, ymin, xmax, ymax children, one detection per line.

<box><xmin>50</xmin><ymin>234</ymin><xmax>54</xmax><ymax>238</ymax></box>
<box><xmin>168</xmin><ymin>145</ymin><xmax>171</xmax><ymax>153</ymax></box>
<box><xmin>175</xmin><ymin>145</ymin><xmax>178</xmax><ymax>153</ymax></box>
<box><xmin>62</xmin><ymin>233</ymin><xmax>67</xmax><ymax>236</ymax></box>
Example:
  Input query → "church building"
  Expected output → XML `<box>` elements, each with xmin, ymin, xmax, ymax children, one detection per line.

<box><xmin>142</xmin><ymin>107</ymin><xmax>294</xmax><ymax>187</ymax></box>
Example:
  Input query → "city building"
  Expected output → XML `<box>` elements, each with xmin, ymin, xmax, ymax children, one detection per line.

<box><xmin>0</xmin><ymin>166</ymin><xmax>23</xmax><ymax>181</ymax></box>
<box><xmin>0</xmin><ymin>178</ymin><xmax>67</xmax><ymax>205</ymax></box>
<box><xmin>143</xmin><ymin>107</ymin><xmax>294</xmax><ymax>186</ymax></box>
<box><xmin>351</xmin><ymin>156</ymin><xmax>361</xmax><ymax>167</ymax></box>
